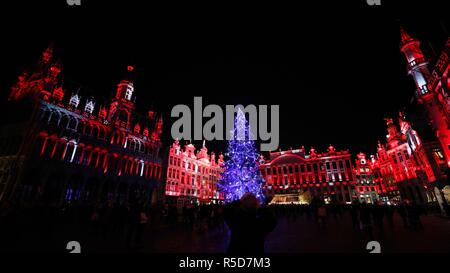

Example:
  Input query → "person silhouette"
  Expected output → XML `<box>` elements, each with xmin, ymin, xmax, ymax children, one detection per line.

<box><xmin>224</xmin><ymin>193</ymin><xmax>277</xmax><ymax>254</ymax></box>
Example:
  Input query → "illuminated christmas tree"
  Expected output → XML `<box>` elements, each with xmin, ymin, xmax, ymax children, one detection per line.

<box><xmin>218</xmin><ymin>107</ymin><xmax>265</xmax><ymax>202</ymax></box>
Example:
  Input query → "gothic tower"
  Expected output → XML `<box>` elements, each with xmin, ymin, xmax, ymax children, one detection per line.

<box><xmin>400</xmin><ymin>27</ymin><xmax>450</xmax><ymax>166</ymax></box>
<box><xmin>108</xmin><ymin>65</ymin><xmax>136</xmax><ymax>129</ymax></box>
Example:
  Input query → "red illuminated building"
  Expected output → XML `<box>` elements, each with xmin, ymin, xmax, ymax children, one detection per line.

<box><xmin>165</xmin><ymin>139</ymin><xmax>224</xmax><ymax>204</ymax></box>
<box><xmin>369</xmin><ymin>113</ymin><xmax>442</xmax><ymax>204</ymax></box>
<box><xmin>353</xmin><ymin>152</ymin><xmax>380</xmax><ymax>204</ymax></box>
<box><xmin>0</xmin><ymin>45</ymin><xmax>164</xmax><ymax>204</ymax></box>
<box><xmin>259</xmin><ymin>145</ymin><xmax>357</xmax><ymax>204</ymax></box>
<box><xmin>400</xmin><ymin>27</ymin><xmax>450</xmax><ymax>171</ymax></box>
<box><xmin>356</xmin><ymin>28</ymin><xmax>450</xmax><ymax>206</ymax></box>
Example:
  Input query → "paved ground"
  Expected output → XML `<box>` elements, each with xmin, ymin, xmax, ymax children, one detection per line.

<box><xmin>83</xmin><ymin>212</ymin><xmax>450</xmax><ymax>253</ymax></box>
<box><xmin>6</xmin><ymin>211</ymin><xmax>450</xmax><ymax>253</ymax></box>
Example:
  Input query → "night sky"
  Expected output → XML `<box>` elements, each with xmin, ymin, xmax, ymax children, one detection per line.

<box><xmin>1</xmin><ymin>1</ymin><xmax>449</xmax><ymax>158</ymax></box>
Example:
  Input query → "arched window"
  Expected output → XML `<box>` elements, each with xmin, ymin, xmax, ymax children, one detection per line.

<box><xmin>119</xmin><ymin>110</ymin><xmax>128</xmax><ymax>123</ymax></box>
<box><xmin>54</xmin><ymin>140</ymin><xmax>67</xmax><ymax>160</ymax></box>
<box><xmin>129</xmin><ymin>140</ymin><xmax>136</xmax><ymax>151</ymax></box>
<box><xmin>31</xmin><ymin>136</ymin><xmax>45</xmax><ymax>158</ymax></box>
<box><xmin>108</xmin><ymin>156</ymin><xmax>117</xmax><ymax>174</ymax></box>
<box><xmin>77</xmin><ymin>122</ymin><xmax>85</xmax><ymax>134</ymax></box>
<box><xmin>136</xmin><ymin>141</ymin><xmax>142</xmax><ymax>152</ymax></box>
<box><xmin>92</xmin><ymin>126</ymin><xmax>99</xmax><ymax>138</ymax></box>
<box><xmin>41</xmin><ymin>110</ymin><xmax>52</xmax><ymax>123</ymax></box>
<box><xmin>99</xmin><ymin>127</ymin><xmax>105</xmax><ymax>139</ymax></box>
<box><xmin>90</xmin><ymin>151</ymin><xmax>99</xmax><ymax>168</ymax></box>
<box><xmin>82</xmin><ymin>149</ymin><xmax>91</xmax><ymax>166</ymax></box>
<box><xmin>42</xmin><ymin>138</ymin><xmax>56</xmax><ymax>159</ymax></box>
<box><xmin>49</xmin><ymin>112</ymin><xmax>60</xmax><ymax>127</ymax></box>
<box><xmin>68</xmin><ymin>117</ymin><xmax>78</xmax><ymax>130</ymax></box>
<box><xmin>64</xmin><ymin>143</ymin><xmax>76</xmax><ymax>162</ymax></box>
<box><xmin>60</xmin><ymin>115</ymin><xmax>70</xmax><ymax>130</ymax></box>
<box><xmin>85</xmin><ymin>124</ymin><xmax>93</xmax><ymax>136</ymax></box>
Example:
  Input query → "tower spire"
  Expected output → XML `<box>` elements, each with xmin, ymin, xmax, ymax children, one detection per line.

<box><xmin>400</xmin><ymin>27</ymin><xmax>450</xmax><ymax>167</ymax></box>
<box><xmin>399</xmin><ymin>26</ymin><xmax>431</xmax><ymax>97</ymax></box>
<box><xmin>114</xmin><ymin>65</ymin><xmax>135</xmax><ymax>101</ymax></box>
<box><xmin>400</xmin><ymin>26</ymin><xmax>414</xmax><ymax>47</ymax></box>
<box><xmin>107</xmin><ymin>65</ymin><xmax>136</xmax><ymax>129</ymax></box>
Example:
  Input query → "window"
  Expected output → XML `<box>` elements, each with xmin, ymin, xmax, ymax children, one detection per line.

<box><xmin>434</xmin><ymin>149</ymin><xmax>445</xmax><ymax>159</ymax></box>
<box><xmin>125</xmin><ymin>85</ymin><xmax>133</xmax><ymax>100</ymax></box>
<box><xmin>420</xmin><ymin>84</ymin><xmax>429</xmax><ymax>94</ymax></box>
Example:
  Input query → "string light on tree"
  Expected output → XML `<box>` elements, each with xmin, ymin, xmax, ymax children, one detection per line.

<box><xmin>218</xmin><ymin>107</ymin><xmax>265</xmax><ymax>202</ymax></box>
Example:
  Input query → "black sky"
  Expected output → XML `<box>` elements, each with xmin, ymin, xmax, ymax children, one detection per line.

<box><xmin>1</xmin><ymin>1</ymin><xmax>449</xmax><ymax>157</ymax></box>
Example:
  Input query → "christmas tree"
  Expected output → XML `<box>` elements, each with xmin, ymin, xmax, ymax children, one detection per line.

<box><xmin>218</xmin><ymin>107</ymin><xmax>265</xmax><ymax>202</ymax></box>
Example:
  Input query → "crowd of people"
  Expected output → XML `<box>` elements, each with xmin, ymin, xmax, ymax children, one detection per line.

<box><xmin>0</xmin><ymin>200</ymin><xmax>154</xmax><ymax>251</ymax></box>
<box><xmin>160</xmin><ymin>202</ymin><xmax>226</xmax><ymax>232</ymax></box>
<box><xmin>268</xmin><ymin>196</ymin><xmax>440</xmax><ymax>245</ymax></box>
<box><xmin>0</xmin><ymin>195</ymin><xmax>441</xmax><ymax>252</ymax></box>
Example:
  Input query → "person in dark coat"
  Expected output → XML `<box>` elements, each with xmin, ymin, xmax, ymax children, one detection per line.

<box><xmin>406</xmin><ymin>202</ymin><xmax>423</xmax><ymax>231</ymax></box>
<box><xmin>372</xmin><ymin>201</ymin><xmax>385</xmax><ymax>232</ymax></box>
<box><xmin>397</xmin><ymin>201</ymin><xmax>409</xmax><ymax>229</ymax></box>
<box><xmin>350</xmin><ymin>199</ymin><xmax>360</xmax><ymax>230</ymax></box>
<box><xmin>385</xmin><ymin>205</ymin><xmax>394</xmax><ymax>228</ymax></box>
<box><xmin>359</xmin><ymin>202</ymin><xmax>374</xmax><ymax>241</ymax></box>
<box><xmin>224</xmin><ymin>193</ymin><xmax>277</xmax><ymax>254</ymax></box>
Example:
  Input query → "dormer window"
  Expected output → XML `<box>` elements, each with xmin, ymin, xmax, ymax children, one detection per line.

<box><xmin>85</xmin><ymin>99</ymin><xmax>95</xmax><ymax>114</ymax></box>
<box><xmin>125</xmin><ymin>84</ymin><xmax>133</xmax><ymax>100</ymax></box>
<box><xmin>69</xmin><ymin>93</ymin><xmax>80</xmax><ymax>108</ymax></box>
